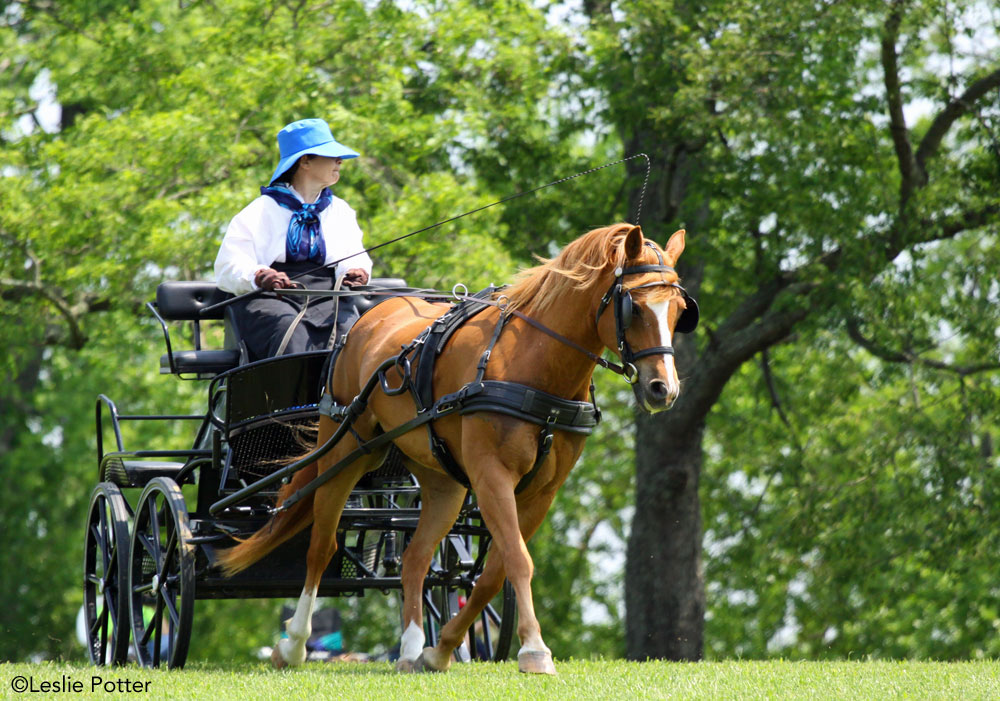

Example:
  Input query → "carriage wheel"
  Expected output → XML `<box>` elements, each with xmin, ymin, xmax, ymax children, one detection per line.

<box><xmin>83</xmin><ymin>483</ymin><xmax>132</xmax><ymax>665</ymax></box>
<box><xmin>425</xmin><ymin>534</ymin><xmax>516</xmax><ymax>662</ymax></box>
<box><xmin>128</xmin><ymin>477</ymin><xmax>195</xmax><ymax>669</ymax></box>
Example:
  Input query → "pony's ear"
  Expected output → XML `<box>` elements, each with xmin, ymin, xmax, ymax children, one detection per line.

<box><xmin>624</xmin><ymin>225</ymin><xmax>644</xmax><ymax>260</ymax></box>
<box><xmin>664</xmin><ymin>229</ymin><xmax>686</xmax><ymax>263</ymax></box>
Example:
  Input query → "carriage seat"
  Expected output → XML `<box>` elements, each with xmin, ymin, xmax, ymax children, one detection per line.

<box><xmin>155</xmin><ymin>278</ymin><xmax>409</xmax><ymax>376</ymax></box>
<box><xmin>155</xmin><ymin>282</ymin><xmax>241</xmax><ymax>376</ymax></box>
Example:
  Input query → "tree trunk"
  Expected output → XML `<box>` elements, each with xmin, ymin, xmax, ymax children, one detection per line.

<box><xmin>625</xmin><ymin>406</ymin><xmax>706</xmax><ymax>660</ymax></box>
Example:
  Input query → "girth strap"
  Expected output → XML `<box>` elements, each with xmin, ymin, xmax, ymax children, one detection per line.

<box><xmin>458</xmin><ymin>381</ymin><xmax>599</xmax><ymax>434</ymax></box>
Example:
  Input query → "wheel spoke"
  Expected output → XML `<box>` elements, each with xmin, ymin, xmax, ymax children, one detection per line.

<box><xmin>99</xmin><ymin>607</ymin><xmax>108</xmax><ymax>656</ymax></box>
<box><xmin>89</xmin><ymin>606</ymin><xmax>106</xmax><ymax>636</ymax></box>
<box><xmin>140</xmin><ymin>595</ymin><xmax>164</xmax><ymax>648</ymax></box>
<box><xmin>104</xmin><ymin>589</ymin><xmax>118</xmax><ymax>629</ymax></box>
<box><xmin>147</xmin><ymin>498</ymin><xmax>162</xmax><ymax>561</ymax></box>
<box><xmin>158</xmin><ymin>530</ymin><xmax>177</xmax><ymax>582</ymax></box>
<box><xmin>97</xmin><ymin>499</ymin><xmax>108</xmax><ymax>546</ymax></box>
<box><xmin>137</xmin><ymin>532</ymin><xmax>159</xmax><ymax>561</ymax></box>
<box><xmin>86</xmin><ymin>573</ymin><xmax>102</xmax><ymax>586</ymax></box>
<box><xmin>161</xmin><ymin>586</ymin><xmax>181</xmax><ymax>628</ymax></box>
<box><xmin>90</xmin><ymin>523</ymin><xmax>105</xmax><ymax>559</ymax></box>
<box><xmin>483</xmin><ymin>602</ymin><xmax>501</xmax><ymax>626</ymax></box>
<box><xmin>152</xmin><ymin>596</ymin><xmax>164</xmax><ymax>667</ymax></box>
<box><xmin>480</xmin><ymin>610</ymin><xmax>493</xmax><ymax>658</ymax></box>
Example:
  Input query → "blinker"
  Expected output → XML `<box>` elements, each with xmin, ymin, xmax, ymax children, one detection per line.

<box><xmin>618</xmin><ymin>289</ymin><xmax>633</xmax><ymax>330</ymax></box>
<box><xmin>675</xmin><ymin>293</ymin><xmax>699</xmax><ymax>334</ymax></box>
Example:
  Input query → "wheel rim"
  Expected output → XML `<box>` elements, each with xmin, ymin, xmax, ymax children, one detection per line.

<box><xmin>128</xmin><ymin>477</ymin><xmax>195</xmax><ymax>669</ymax></box>
<box><xmin>83</xmin><ymin>483</ymin><xmax>131</xmax><ymax>666</ymax></box>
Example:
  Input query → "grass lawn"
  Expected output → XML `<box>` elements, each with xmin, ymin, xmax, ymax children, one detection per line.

<box><xmin>2</xmin><ymin>659</ymin><xmax>997</xmax><ymax>700</ymax></box>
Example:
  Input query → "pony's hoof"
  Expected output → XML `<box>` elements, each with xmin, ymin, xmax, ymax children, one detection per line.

<box><xmin>413</xmin><ymin>647</ymin><xmax>450</xmax><ymax>673</ymax></box>
<box><xmin>270</xmin><ymin>646</ymin><xmax>289</xmax><ymax>670</ymax></box>
<box><xmin>518</xmin><ymin>650</ymin><xmax>557</xmax><ymax>675</ymax></box>
<box><xmin>395</xmin><ymin>658</ymin><xmax>417</xmax><ymax>673</ymax></box>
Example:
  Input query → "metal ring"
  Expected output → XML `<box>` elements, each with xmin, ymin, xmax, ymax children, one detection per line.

<box><xmin>495</xmin><ymin>294</ymin><xmax>510</xmax><ymax>311</ymax></box>
<box><xmin>623</xmin><ymin>362</ymin><xmax>639</xmax><ymax>385</ymax></box>
<box><xmin>452</xmin><ymin>282</ymin><xmax>469</xmax><ymax>300</ymax></box>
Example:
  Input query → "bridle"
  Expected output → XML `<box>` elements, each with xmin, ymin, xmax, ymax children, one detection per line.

<box><xmin>594</xmin><ymin>243</ymin><xmax>700</xmax><ymax>384</ymax></box>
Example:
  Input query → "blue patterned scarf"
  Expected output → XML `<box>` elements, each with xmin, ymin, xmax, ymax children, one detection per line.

<box><xmin>260</xmin><ymin>185</ymin><xmax>332</xmax><ymax>264</ymax></box>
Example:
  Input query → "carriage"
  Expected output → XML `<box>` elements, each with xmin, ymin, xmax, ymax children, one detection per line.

<box><xmin>84</xmin><ymin>278</ymin><xmax>516</xmax><ymax>669</ymax></box>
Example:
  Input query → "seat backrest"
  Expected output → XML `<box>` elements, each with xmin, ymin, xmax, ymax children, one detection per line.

<box><xmin>156</xmin><ymin>282</ymin><xmax>232</xmax><ymax>321</ymax></box>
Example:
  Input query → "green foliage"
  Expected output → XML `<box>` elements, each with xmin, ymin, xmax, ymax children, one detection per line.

<box><xmin>703</xmin><ymin>312</ymin><xmax>1000</xmax><ymax>659</ymax></box>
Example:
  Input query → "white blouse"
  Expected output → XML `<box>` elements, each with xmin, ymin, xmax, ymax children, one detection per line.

<box><xmin>214</xmin><ymin>186</ymin><xmax>373</xmax><ymax>295</ymax></box>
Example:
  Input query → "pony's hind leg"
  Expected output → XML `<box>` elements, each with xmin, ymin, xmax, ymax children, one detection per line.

<box><xmin>273</xmin><ymin>422</ymin><xmax>388</xmax><ymax>669</ymax></box>
<box><xmin>395</xmin><ymin>463</ymin><xmax>468</xmax><ymax>672</ymax></box>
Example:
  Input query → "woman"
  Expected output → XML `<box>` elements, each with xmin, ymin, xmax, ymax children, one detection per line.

<box><xmin>215</xmin><ymin>118</ymin><xmax>373</xmax><ymax>360</ymax></box>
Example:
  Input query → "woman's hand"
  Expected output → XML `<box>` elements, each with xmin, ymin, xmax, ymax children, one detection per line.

<box><xmin>342</xmin><ymin>268</ymin><xmax>370</xmax><ymax>287</ymax></box>
<box><xmin>254</xmin><ymin>268</ymin><xmax>292</xmax><ymax>290</ymax></box>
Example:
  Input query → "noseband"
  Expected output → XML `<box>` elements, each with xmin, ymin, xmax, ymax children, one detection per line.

<box><xmin>595</xmin><ymin>243</ymin><xmax>700</xmax><ymax>383</ymax></box>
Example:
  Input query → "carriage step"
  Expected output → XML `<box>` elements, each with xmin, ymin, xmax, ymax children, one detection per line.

<box><xmin>101</xmin><ymin>454</ymin><xmax>189</xmax><ymax>488</ymax></box>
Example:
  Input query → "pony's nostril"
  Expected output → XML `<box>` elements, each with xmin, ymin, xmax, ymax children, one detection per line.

<box><xmin>648</xmin><ymin>379</ymin><xmax>669</xmax><ymax>400</ymax></box>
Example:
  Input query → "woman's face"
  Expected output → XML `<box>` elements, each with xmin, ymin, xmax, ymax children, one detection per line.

<box><xmin>302</xmin><ymin>155</ymin><xmax>343</xmax><ymax>187</ymax></box>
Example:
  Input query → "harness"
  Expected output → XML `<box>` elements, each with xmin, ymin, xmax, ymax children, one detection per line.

<box><xmin>320</xmin><ymin>289</ymin><xmax>600</xmax><ymax>495</ymax></box>
<box><xmin>257</xmin><ymin>263</ymin><xmax>700</xmax><ymax>515</ymax></box>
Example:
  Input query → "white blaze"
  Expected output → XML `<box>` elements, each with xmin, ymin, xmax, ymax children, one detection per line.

<box><xmin>648</xmin><ymin>300</ymin><xmax>680</xmax><ymax>396</ymax></box>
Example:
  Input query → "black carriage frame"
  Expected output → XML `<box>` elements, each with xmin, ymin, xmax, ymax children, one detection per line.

<box><xmin>85</xmin><ymin>280</ymin><xmax>515</xmax><ymax>669</ymax></box>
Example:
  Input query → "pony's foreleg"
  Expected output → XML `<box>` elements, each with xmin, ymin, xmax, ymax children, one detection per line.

<box><xmin>395</xmin><ymin>465</ymin><xmax>468</xmax><ymax>671</ymax></box>
<box><xmin>442</xmin><ymin>464</ymin><xmax>558</xmax><ymax>674</ymax></box>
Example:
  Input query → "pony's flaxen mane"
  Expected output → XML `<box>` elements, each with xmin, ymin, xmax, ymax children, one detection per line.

<box><xmin>501</xmin><ymin>223</ymin><xmax>658</xmax><ymax>315</ymax></box>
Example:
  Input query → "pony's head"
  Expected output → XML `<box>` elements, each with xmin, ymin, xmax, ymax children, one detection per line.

<box><xmin>592</xmin><ymin>224</ymin><xmax>694</xmax><ymax>412</ymax></box>
<box><xmin>504</xmin><ymin>223</ymin><xmax>697</xmax><ymax>412</ymax></box>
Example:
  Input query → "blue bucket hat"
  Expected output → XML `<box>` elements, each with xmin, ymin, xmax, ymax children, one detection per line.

<box><xmin>269</xmin><ymin>118</ymin><xmax>360</xmax><ymax>185</ymax></box>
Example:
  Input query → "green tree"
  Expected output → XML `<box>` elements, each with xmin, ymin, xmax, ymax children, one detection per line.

<box><xmin>580</xmin><ymin>0</ymin><xmax>1000</xmax><ymax>658</ymax></box>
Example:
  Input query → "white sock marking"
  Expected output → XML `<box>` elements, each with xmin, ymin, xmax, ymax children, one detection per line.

<box><xmin>399</xmin><ymin>621</ymin><xmax>426</xmax><ymax>661</ymax></box>
<box><xmin>278</xmin><ymin>586</ymin><xmax>317</xmax><ymax>666</ymax></box>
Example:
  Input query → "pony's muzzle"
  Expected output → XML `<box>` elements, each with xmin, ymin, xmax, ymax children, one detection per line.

<box><xmin>648</xmin><ymin>378</ymin><xmax>677</xmax><ymax>406</ymax></box>
<box><xmin>635</xmin><ymin>375</ymin><xmax>678</xmax><ymax>412</ymax></box>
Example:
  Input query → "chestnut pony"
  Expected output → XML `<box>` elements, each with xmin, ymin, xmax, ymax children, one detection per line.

<box><xmin>218</xmin><ymin>223</ymin><xmax>690</xmax><ymax>674</ymax></box>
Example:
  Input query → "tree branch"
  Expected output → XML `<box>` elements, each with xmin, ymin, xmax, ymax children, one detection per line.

<box><xmin>915</xmin><ymin>65</ymin><xmax>1000</xmax><ymax>182</ymax></box>
<box><xmin>846</xmin><ymin>318</ymin><xmax>1000</xmax><ymax>377</ymax></box>
<box><xmin>760</xmin><ymin>348</ymin><xmax>793</xmax><ymax>429</ymax></box>
<box><xmin>881</xmin><ymin>0</ymin><xmax>918</xmax><ymax>209</ymax></box>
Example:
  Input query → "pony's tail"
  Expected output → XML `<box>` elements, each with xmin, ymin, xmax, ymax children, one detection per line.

<box><xmin>215</xmin><ymin>460</ymin><xmax>318</xmax><ymax>577</ymax></box>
